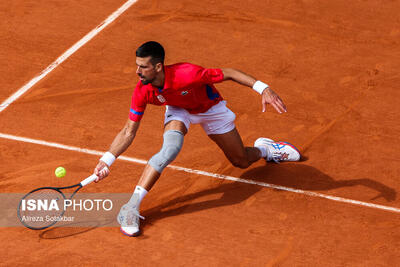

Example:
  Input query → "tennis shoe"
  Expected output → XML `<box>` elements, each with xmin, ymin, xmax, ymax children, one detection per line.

<box><xmin>254</xmin><ymin>137</ymin><xmax>301</xmax><ymax>163</ymax></box>
<box><xmin>117</xmin><ymin>194</ymin><xmax>144</xmax><ymax>237</ymax></box>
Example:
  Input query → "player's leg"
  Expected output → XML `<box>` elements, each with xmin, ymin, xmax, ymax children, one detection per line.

<box><xmin>202</xmin><ymin>101</ymin><xmax>300</xmax><ymax>168</ymax></box>
<box><xmin>209</xmin><ymin>128</ymin><xmax>261</xmax><ymax>169</ymax></box>
<box><xmin>119</xmin><ymin>120</ymin><xmax>187</xmax><ymax>236</ymax></box>
<box><xmin>119</xmin><ymin>106</ymin><xmax>189</xmax><ymax>236</ymax></box>
<box><xmin>198</xmin><ymin>101</ymin><xmax>259</xmax><ymax>168</ymax></box>
<box><xmin>209</xmin><ymin>129</ymin><xmax>301</xmax><ymax>168</ymax></box>
<box><xmin>137</xmin><ymin>120</ymin><xmax>187</xmax><ymax>191</ymax></box>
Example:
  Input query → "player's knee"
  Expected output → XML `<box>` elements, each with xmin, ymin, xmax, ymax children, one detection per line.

<box><xmin>148</xmin><ymin>130</ymin><xmax>184</xmax><ymax>173</ymax></box>
<box><xmin>162</xmin><ymin>144</ymin><xmax>181</xmax><ymax>162</ymax></box>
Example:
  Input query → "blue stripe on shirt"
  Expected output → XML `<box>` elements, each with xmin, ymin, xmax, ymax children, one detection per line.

<box><xmin>130</xmin><ymin>108</ymin><xmax>144</xmax><ymax>115</ymax></box>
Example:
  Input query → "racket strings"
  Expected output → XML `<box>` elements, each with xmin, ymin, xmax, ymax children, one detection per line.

<box><xmin>18</xmin><ymin>189</ymin><xmax>66</xmax><ymax>229</ymax></box>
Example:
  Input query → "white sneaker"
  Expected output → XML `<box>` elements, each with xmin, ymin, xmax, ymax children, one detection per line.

<box><xmin>117</xmin><ymin>194</ymin><xmax>144</xmax><ymax>237</ymax></box>
<box><xmin>254</xmin><ymin>137</ymin><xmax>301</xmax><ymax>163</ymax></box>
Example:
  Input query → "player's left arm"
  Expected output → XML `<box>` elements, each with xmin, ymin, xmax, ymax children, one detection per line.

<box><xmin>221</xmin><ymin>68</ymin><xmax>287</xmax><ymax>114</ymax></box>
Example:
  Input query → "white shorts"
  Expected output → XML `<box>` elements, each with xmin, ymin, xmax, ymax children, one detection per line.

<box><xmin>164</xmin><ymin>101</ymin><xmax>236</xmax><ymax>135</ymax></box>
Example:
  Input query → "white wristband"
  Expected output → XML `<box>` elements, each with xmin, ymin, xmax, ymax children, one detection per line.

<box><xmin>252</xmin><ymin>81</ymin><xmax>269</xmax><ymax>94</ymax></box>
<box><xmin>100</xmin><ymin>152</ymin><xmax>116</xmax><ymax>167</ymax></box>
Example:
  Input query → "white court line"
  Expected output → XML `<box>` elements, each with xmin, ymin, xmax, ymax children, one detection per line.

<box><xmin>0</xmin><ymin>0</ymin><xmax>138</xmax><ymax>113</ymax></box>
<box><xmin>1</xmin><ymin>132</ymin><xmax>400</xmax><ymax>214</ymax></box>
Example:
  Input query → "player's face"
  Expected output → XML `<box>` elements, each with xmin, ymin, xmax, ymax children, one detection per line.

<box><xmin>136</xmin><ymin>56</ymin><xmax>159</xmax><ymax>85</ymax></box>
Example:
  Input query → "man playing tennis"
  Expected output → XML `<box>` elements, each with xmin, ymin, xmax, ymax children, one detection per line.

<box><xmin>93</xmin><ymin>41</ymin><xmax>301</xmax><ymax>237</ymax></box>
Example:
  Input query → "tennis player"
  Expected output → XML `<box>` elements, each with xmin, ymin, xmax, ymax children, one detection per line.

<box><xmin>93</xmin><ymin>41</ymin><xmax>301</xmax><ymax>237</ymax></box>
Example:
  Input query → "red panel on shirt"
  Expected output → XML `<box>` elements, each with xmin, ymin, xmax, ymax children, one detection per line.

<box><xmin>129</xmin><ymin>63</ymin><xmax>224</xmax><ymax>121</ymax></box>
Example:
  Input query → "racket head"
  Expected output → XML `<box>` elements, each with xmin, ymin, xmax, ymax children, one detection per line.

<box><xmin>17</xmin><ymin>187</ymin><xmax>67</xmax><ymax>230</ymax></box>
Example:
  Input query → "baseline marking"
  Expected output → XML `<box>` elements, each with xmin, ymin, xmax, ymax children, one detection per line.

<box><xmin>0</xmin><ymin>0</ymin><xmax>139</xmax><ymax>113</ymax></box>
<box><xmin>1</xmin><ymin>132</ymin><xmax>399</xmax><ymax>214</ymax></box>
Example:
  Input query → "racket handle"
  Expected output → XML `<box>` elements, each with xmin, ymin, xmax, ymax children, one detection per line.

<box><xmin>80</xmin><ymin>167</ymin><xmax>108</xmax><ymax>187</ymax></box>
<box><xmin>80</xmin><ymin>174</ymin><xmax>98</xmax><ymax>187</ymax></box>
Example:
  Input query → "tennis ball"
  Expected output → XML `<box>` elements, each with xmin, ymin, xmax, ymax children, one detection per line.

<box><xmin>55</xmin><ymin>167</ymin><xmax>66</xmax><ymax>178</ymax></box>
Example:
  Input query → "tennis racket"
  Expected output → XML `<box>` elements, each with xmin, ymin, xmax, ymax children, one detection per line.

<box><xmin>17</xmin><ymin>171</ymin><xmax>101</xmax><ymax>230</ymax></box>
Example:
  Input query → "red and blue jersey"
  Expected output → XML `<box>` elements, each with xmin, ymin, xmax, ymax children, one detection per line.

<box><xmin>129</xmin><ymin>63</ymin><xmax>224</xmax><ymax>122</ymax></box>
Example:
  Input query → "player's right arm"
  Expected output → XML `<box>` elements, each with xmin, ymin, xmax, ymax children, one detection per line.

<box><xmin>94</xmin><ymin>82</ymin><xmax>147</xmax><ymax>182</ymax></box>
<box><xmin>94</xmin><ymin>119</ymin><xmax>140</xmax><ymax>181</ymax></box>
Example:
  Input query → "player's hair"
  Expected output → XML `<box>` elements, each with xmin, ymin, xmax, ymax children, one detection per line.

<box><xmin>136</xmin><ymin>41</ymin><xmax>165</xmax><ymax>65</ymax></box>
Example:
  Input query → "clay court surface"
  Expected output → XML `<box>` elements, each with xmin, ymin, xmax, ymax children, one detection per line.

<box><xmin>1</xmin><ymin>0</ymin><xmax>400</xmax><ymax>265</ymax></box>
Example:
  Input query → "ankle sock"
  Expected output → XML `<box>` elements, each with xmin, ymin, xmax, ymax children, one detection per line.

<box><xmin>128</xmin><ymin>185</ymin><xmax>148</xmax><ymax>209</ymax></box>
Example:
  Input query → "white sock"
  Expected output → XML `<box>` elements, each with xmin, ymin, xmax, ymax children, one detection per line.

<box><xmin>128</xmin><ymin>185</ymin><xmax>148</xmax><ymax>209</ymax></box>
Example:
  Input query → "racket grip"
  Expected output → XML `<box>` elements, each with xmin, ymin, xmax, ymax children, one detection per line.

<box><xmin>80</xmin><ymin>174</ymin><xmax>98</xmax><ymax>187</ymax></box>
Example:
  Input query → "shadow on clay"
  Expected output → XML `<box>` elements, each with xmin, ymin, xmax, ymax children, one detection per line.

<box><xmin>37</xmin><ymin>164</ymin><xmax>396</xmax><ymax>238</ymax></box>
<box><xmin>240</xmin><ymin>164</ymin><xmax>396</xmax><ymax>202</ymax></box>
<box><xmin>142</xmin><ymin>163</ymin><xmax>396</xmax><ymax>233</ymax></box>
<box><xmin>143</xmin><ymin>182</ymin><xmax>261</xmax><ymax>229</ymax></box>
<box><xmin>38</xmin><ymin>219</ymin><xmax>113</xmax><ymax>240</ymax></box>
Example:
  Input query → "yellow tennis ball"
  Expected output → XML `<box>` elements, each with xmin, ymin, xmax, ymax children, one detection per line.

<box><xmin>55</xmin><ymin>167</ymin><xmax>66</xmax><ymax>178</ymax></box>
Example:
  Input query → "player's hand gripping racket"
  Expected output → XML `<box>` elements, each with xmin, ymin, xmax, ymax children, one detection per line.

<box><xmin>17</xmin><ymin>171</ymin><xmax>102</xmax><ymax>230</ymax></box>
